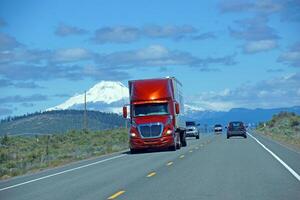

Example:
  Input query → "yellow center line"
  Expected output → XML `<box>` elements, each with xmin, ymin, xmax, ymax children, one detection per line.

<box><xmin>147</xmin><ymin>172</ymin><xmax>156</xmax><ymax>177</ymax></box>
<box><xmin>107</xmin><ymin>190</ymin><xmax>125</xmax><ymax>199</ymax></box>
<box><xmin>166</xmin><ymin>161</ymin><xmax>173</xmax><ymax>166</ymax></box>
<box><xmin>179</xmin><ymin>155</ymin><xmax>185</xmax><ymax>159</ymax></box>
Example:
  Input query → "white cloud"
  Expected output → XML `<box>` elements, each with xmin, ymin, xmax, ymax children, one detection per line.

<box><xmin>243</xmin><ymin>39</ymin><xmax>277</xmax><ymax>53</ymax></box>
<box><xmin>51</xmin><ymin>48</ymin><xmax>92</xmax><ymax>63</ymax></box>
<box><xmin>188</xmin><ymin>73</ymin><xmax>300</xmax><ymax>110</ymax></box>
<box><xmin>55</xmin><ymin>24</ymin><xmax>87</xmax><ymax>37</ymax></box>
<box><xmin>91</xmin><ymin>26</ymin><xmax>140</xmax><ymax>44</ymax></box>
<box><xmin>219</xmin><ymin>0</ymin><xmax>282</xmax><ymax>14</ymax></box>
<box><xmin>228</xmin><ymin>15</ymin><xmax>279</xmax><ymax>54</ymax></box>
<box><xmin>191</xmin><ymin>101</ymin><xmax>235</xmax><ymax>111</ymax></box>
<box><xmin>91</xmin><ymin>25</ymin><xmax>203</xmax><ymax>44</ymax></box>
<box><xmin>135</xmin><ymin>45</ymin><xmax>169</xmax><ymax>60</ymax></box>
<box><xmin>143</xmin><ymin>25</ymin><xmax>197</xmax><ymax>39</ymax></box>
<box><xmin>96</xmin><ymin>45</ymin><xmax>236</xmax><ymax>69</ymax></box>
<box><xmin>278</xmin><ymin>42</ymin><xmax>300</xmax><ymax>67</ymax></box>
<box><xmin>0</xmin><ymin>32</ymin><xmax>22</xmax><ymax>50</ymax></box>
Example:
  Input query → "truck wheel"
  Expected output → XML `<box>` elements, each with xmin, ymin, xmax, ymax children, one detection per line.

<box><xmin>179</xmin><ymin>130</ymin><xmax>187</xmax><ymax>147</ymax></box>
<box><xmin>181</xmin><ymin>136</ymin><xmax>187</xmax><ymax>147</ymax></box>
<box><xmin>196</xmin><ymin>135</ymin><xmax>199</xmax><ymax>139</ymax></box>
<box><xmin>176</xmin><ymin>132</ymin><xmax>181</xmax><ymax>149</ymax></box>
<box><xmin>182</xmin><ymin>133</ymin><xmax>187</xmax><ymax>146</ymax></box>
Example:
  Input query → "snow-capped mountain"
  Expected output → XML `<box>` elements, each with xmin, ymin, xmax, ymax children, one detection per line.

<box><xmin>47</xmin><ymin>81</ymin><xmax>129</xmax><ymax>113</ymax></box>
<box><xmin>48</xmin><ymin>80</ymin><xmax>203</xmax><ymax>114</ymax></box>
<box><xmin>184</xmin><ymin>104</ymin><xmax>205</xmax><ymax>113</ymax></box>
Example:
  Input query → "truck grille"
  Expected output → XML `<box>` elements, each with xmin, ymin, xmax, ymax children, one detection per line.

<box><xmin>138</xmin><ymin>123</ymin><xmax>163</xmax><ymax>138</ymax></box>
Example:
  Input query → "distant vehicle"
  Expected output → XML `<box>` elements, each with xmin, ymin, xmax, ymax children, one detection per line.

<box><xmin>226</xmin><ymin>121</ymin><xmax>247</xmax><ymax>139</ymax></box>
<box><xmin>123</xmin><ymin>77</ymin><xmax>187</xmax><ymax>153</ymax></box>
<box><xmin>214</xmin><ymin>124</ymin><xmax>222</xmax><ymax>134</ymax></box>
<box><xmin>186</xmin><ymin>121</ymin><xmax>200</xmax><ymax>139</ymax></box>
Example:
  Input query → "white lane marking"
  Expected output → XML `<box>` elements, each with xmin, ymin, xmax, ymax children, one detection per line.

<box><xmin>255</xmin><ymin>132</ymin><xmax>300</xmax><ymax>155</ymax></box>
<box><xmin>0</xmin><ymin>154</ymin><xmax>126</xmax><ymax>192</ymax></box>
<box><xmin>247</xmin><ymin>132</ymin><xmax>300</xmax><ymax>182</ymax></box>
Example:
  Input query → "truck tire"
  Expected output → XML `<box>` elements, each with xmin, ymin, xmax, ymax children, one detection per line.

<box><xmin>182</xmin><ymin>130</ymin><xmax>187</xmax><ymax>147</ymax></box>
<box><xmin>181</xmin><ymin>136</ymin><xmax>187</xmax><ymax>147</ymax></box>
<box><xmin>182</xmin><ymin>140</ymin><xmax>187</xmax><ymax>147</ymax></box>
<box><xmin>196</xmin><ymin>135</ymin><xmax>199</xmax><ymax>139</ymax></box>
<box><xmin>178</xmin><ymin>129</ymin><xmax>187</xmax><ymax>147</ymax></box>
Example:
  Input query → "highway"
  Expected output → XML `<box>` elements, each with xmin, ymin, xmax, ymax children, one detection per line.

<box><xmin>1</xmin><ymin>131</ymin><xmax>299</xmax><ymax>200</ymax></box>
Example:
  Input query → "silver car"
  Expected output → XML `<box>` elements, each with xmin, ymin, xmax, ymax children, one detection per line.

<box><xmin>185</xmin><ymin>121</ymin><xmax>200</xmax><ymax>139</ymax></box>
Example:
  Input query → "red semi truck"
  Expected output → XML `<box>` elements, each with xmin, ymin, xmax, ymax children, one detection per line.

<box><xmin>122</xmin><ymin>77</ymin><xmax>187</xmax><ymax>153</ymax></box>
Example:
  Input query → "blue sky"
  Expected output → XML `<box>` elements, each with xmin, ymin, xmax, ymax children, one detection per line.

<box><xmin>0</xmin><ymin>0</ymin><xmax>300</xmax><ymax>118</ymax></box>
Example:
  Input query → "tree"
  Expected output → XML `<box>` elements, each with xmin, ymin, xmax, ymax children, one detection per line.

<box><xmin>1</xmin><ymin>134</ymin><xmax>9</xmax><ymax>145</ymax></box>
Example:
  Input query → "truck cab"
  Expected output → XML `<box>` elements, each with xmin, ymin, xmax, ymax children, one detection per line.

<box><xmin>123</xmin><ymin>77</ymin><xmax>187</xmax><ymax>153</ymax></box>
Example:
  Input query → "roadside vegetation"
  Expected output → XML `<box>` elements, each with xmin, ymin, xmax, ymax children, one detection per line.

<box><xmin>0</xmin><ymin>128</ymin><xmax>128</xmax><ymax>180</ymax></box>
<box><xmin>256</xmin><ymin>112</ymin><xmax>300</xmax><ymax>149</ymax></box>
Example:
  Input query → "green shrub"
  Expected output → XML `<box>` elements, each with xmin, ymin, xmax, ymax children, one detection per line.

<box><xmin>0</xmin><ymin>128</ymin><xmax>128</xmax><ymax>179</ymax></box>
<box><xmin>256</xmin><ymin>112</ymin><xmax>300</xmax><ymax>149</ymax></box>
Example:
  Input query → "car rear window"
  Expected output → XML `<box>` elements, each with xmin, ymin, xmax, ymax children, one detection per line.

<box><xmin>230</xmin><ymin>122</ymin><xmax>243</xmax><ymax>127</ymax></box>
<box><xmin>229</xmin><ymin>122</ymin><xmax>244</xmax><ymax>130</ymax></box>
<box><xmin>186</xmin><ymin>122</ymin><xmax>196</xmax><ymax>126</ymax></box>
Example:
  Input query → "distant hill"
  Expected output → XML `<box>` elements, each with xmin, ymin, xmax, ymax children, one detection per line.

<box><xmin>0</xmin><ymin>110</ymin><xmax>125</xmax><ymax>135</ymax></box>
<box><xmin>2</xmin><ymin>105</ymin><xmax>300</xmax><ymax>135</ymax></box>
<box><xmin>185</xmin><ymin>106</ymin><xmax>300</xmax><ymax>126</ymax></box>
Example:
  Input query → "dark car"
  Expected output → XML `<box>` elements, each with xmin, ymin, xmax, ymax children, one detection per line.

<box><xmin>214</xmin><ymin>124</ymin><xmax>222</xmax><ymax>134</ymax></box>
<box><xmin>227</xmin><ymin>121</ymin><xmax>247</xmax><ymax>139</ymax></box>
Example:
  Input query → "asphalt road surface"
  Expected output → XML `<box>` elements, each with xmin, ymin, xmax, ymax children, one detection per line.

<box><xmin>1</xmin><ymin>131</ymin><xmax>299</xmax><ymax>200</ymax></box>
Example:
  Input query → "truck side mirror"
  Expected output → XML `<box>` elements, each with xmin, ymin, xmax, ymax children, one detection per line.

<box><xmin>123</xmin><ymin>106</ymin><xmax>127</xmax><ymax>118</ymax></box>
<box><xmin>175</xmin><ymin>102</ymin><xmax>180</xmax><ymax>114</ymax></box>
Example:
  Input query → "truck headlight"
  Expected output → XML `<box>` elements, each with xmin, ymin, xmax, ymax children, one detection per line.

<box><xmin>130</xmin><ymin>132</ymin><xmax>137</xmax><ymax>137</ymax></box>
<box><xmin>166</xmin><ymin>129</ymin><xmax>173</xmax><ymax>135</ymax></box>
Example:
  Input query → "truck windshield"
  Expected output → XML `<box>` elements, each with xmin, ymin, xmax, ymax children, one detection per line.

<box><xmin>134</xmin><ymin>103</ymin><xmax>169</xmax><ymax>116</ymax></box>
